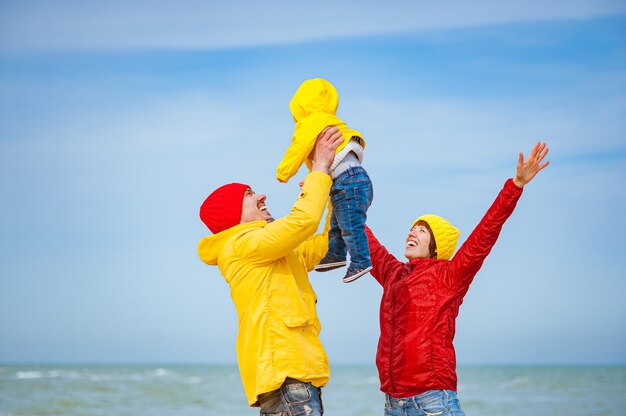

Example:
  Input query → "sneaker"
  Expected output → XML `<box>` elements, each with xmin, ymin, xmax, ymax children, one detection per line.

<box><xmin>314</xmin><ymin>256</ymin><xmax>347</xmax><ymax>272</ymax></box>
<box><xmin>342</xmin><ymin>266</ymin><xmax>373</xmax><ymax>283</ymax></box>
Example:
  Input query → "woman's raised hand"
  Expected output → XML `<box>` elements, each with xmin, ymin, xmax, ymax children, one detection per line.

<box><xmin>513</xmin><ymin>142</ymin><xmax>550</xmax><ymax>188</ymax></box>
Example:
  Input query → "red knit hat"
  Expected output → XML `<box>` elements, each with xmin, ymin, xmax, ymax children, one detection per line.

<box><xmin>199</xmin><ymin>183</ymin><xmax>250</xmax><ymax>234</ymax></box>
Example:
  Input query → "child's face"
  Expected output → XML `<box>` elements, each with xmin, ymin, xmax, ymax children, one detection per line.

<box><xmin>240</xmin><ymin>188</ymin><xmax>274</xmax><ymax>224</ymax></box>
<box><xmin>404</xmin><ymin>225</ymin><xmax>433</xmax><ymax>260</ymax></box>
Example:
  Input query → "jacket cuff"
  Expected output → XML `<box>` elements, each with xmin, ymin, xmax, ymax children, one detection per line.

<box><xmin>306</xmin><ymin>170</ymin><xmax>332</xmax><ymax>186</ymax></box>
<box><xmin>506</xmin><ymin>178</ymin><xmax>524</xmax><ymax>195</ymax></box>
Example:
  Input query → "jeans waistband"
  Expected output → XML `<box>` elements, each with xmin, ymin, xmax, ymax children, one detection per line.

<box><xmin>330</xmin><ymin>151</ymin><xmax>360</xmax><ymax>179</ymax></box>
<box><xmin>385</xmin><ymin>394</ymin><xmax>411</xmax><ymax>409</ymax></box>
<box><xmin>282</xmin><ymin>378</ymin><xmax>322</xmax><ymax>395</ymax></box>
<box><xmin>385</xmin><ymin>390</ymin><xmax>455</xmax><ymax>409</ymax></box>
<box><xmin>332</xmin><ymin>165</ymin><xmax>368</xmax><ymax>182</ymax></box>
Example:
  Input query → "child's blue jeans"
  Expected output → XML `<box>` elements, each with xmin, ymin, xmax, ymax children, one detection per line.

<box><xmin>327</xmin><ymin>166</ymin><xmax>373</xmax><ymax>269</ymax></box>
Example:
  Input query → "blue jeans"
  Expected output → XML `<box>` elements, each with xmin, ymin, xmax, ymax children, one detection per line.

<box><xmin>259</xmin><ymin>378</ymin><xmax>323</xmax><ymax>416</ymax></box>
<box><xmin>384</xmin><ymin>390</ymin><xmax>466</xmax><ymax>416</ymax></box>
<box><xmin>327</xmin><ymin>166</ymin><xmax>373</xmax><ymax>269</ymax></box>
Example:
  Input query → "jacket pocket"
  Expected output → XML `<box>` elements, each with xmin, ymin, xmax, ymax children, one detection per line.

<box><xmin>283</xmin><ymin>316</ymin><xmax>313</xmax><ymax>328</ymax></box>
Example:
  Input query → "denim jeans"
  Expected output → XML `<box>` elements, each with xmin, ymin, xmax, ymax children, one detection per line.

<box><xmin>259</xmin><ymin>378</ymin><xmax>323</xmax><ymax>416</ymax></box>
<box><xmin>384</xmin><ymin>390</ymin><xmax>466</xmax><ymax>416</ymax></box>
<box><xmin>327</xmin><ymin>166</ymin><xmax>373</xmax><ymax>269</ymax></box>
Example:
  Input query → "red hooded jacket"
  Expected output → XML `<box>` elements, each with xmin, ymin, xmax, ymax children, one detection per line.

<box><xmin>366</xmin><ymin>179</ymin><xmax>523</xmax><ymax>398</ymax></box>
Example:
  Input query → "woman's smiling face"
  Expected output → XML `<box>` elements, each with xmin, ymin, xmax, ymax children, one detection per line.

<box><xmin>404</xmin><ymin>224</ymin><xmax>433</xmax><ymax>260</ymax></box>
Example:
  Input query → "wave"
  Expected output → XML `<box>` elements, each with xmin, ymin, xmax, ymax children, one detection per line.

<box><xmin>10</xmin><ymin>367</ymin><xmax>206</xmax><ymax>384</ymax></box>
<box><xmin>15</xmin><ymin>371</ymin><xmax>45</xmax><ymax>379</ymax></box>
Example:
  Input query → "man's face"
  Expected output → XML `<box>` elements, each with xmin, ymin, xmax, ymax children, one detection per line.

<box><xmin>240</xmin><ymin>188</ymin><xmax>274</xmax><ymax>224</ymax></box>
<box><xmin>404</xmin><ymin>224</ymin><xmax>433</xmax><ymax>260</ymax></box>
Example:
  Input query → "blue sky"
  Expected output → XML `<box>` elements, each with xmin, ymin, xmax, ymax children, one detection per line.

<box><xmin>1</xmin><ymin>1</ymin><xmax>625</xmax><ymax>365</ymax></box>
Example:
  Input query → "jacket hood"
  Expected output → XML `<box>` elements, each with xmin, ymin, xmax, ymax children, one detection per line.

<box><xmin>198</xmin><ymin>220</ymin><xmax>266</xmax><ymax>265</ymax></box>
<box><xmin>276</xmin><ymin>78</ymin><xmax>364</xmax><ymax>183</ymax></box>
<box><xmin>289</xmin><ymin>78</ymin><xmax>339</xmax><ymax>122</ymax></box>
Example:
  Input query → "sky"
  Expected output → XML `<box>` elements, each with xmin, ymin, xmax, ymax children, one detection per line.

<box><xmin>1</xmin><ymin>1</ymin><xmax>625</xmax><ymax>366</ymax></box>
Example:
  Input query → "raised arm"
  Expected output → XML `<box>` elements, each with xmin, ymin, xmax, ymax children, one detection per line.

<box><xmin>446</xmin><ymin>142</ymin><xmax>550</xmax><ymax>295</ymax></box>
<box><xmin>366</xmin><ymin>225</ymin><xmax>404</xmax><ymax>286</ymax></box>
<box><xmin>276</xmin><ymin>131</ymin><xmax>316</xmax><ymax>184</ymax></box>
<box><xmin>239</xmin><ymin>128</ymin><xmax>343</xmax><ymax>263</ymax></box>
<box><xmin>276</xmin><ymin>114</ymin><xmax>341</xmax><ymax>183</ymax></box>
<box><xmin>296</xmin><ymin>199</ymin><xmax>332</xmax><ymax>271</ymax></box>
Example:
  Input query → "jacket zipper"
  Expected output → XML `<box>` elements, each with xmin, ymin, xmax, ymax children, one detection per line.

<box><xmin>388</xmin><ymin>277</ymin><xmax>398</xmax><ymax>393</ymax></box>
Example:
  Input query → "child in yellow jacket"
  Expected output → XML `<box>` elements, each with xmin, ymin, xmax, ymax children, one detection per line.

<box><xmin>276</xmin><ymin>78</ymin><xmax>373</xmax><ymax>283</ymax></box>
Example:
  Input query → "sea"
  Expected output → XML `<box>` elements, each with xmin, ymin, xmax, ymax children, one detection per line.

<box><xmin>1</xmin><ymin>364</ymin><xmax>625</xmax><ymax>416</ymax></box>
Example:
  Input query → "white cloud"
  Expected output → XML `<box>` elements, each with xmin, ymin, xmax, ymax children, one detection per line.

<box><xmin>1</xmin><ymin>0</ymin><xmax>625</xmax><ymax>51</ymax></box>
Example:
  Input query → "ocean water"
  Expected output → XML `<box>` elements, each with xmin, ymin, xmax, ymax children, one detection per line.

<box><xmin>1</xmin><ymin>364</ymin><xmax>625</xmax><ymax>415</ymax></box>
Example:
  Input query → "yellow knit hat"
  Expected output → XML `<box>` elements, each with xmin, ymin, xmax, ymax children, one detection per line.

<box><xmin>411</xmin><ymin>214</ymin><xmax>460</xmax><ymax>260</ymax></box>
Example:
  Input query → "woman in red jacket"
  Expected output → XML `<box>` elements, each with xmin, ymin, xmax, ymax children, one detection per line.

<box><xmin>366</xmin><ymin>143</ymin><xmax>549</xmax><ymax>416</ymax></box>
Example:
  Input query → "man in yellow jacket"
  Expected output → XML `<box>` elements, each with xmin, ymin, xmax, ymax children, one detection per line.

<box><xmin>198</xmin><ymin>127</ymin><xmax>344</xmax><ymax>415</ymax></box>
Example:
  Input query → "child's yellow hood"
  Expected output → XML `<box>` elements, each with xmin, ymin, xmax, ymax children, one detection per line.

<box><xmin>277</xmin><ymin>78</ymin><xmax>364</xmax><ymax>183</ymax></box>
<box><xmin>289</xmin><ymin>78</ymin><xmax>339</xmax><ymax>121</ymax></box>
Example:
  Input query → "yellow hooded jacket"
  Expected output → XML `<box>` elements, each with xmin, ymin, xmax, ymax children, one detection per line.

<box><xmin>197</xmin><ymin>171</ymin><xmax>332</xmax><ymax>406</ymax></box>
<box><xmin>276</xmin><ymin>78</ymin><xmax>365</xmax><ymax>183</ymax></box>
